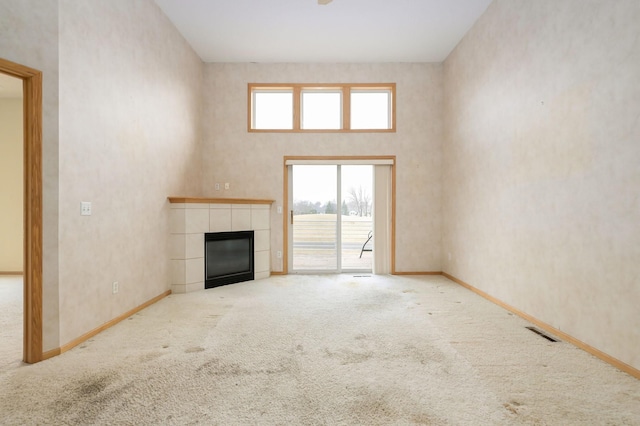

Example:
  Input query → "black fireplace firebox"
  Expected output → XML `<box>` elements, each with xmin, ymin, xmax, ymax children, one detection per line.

<box><xmin>204</xmin><ymin>230</ymin><xmax>254</xmax><ymax>289</ymax></box>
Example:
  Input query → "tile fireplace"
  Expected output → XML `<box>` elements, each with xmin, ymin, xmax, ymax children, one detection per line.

<box><xmin>168</xmin><ymin>197</ymin><xmax>273</xmax><ymax>293</ymax></box>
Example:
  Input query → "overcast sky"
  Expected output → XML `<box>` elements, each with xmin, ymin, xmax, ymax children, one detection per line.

<box><xmin>292</xmin><ymin>165</ymin><xmax>373</xmax><ymax>204</ymax></box>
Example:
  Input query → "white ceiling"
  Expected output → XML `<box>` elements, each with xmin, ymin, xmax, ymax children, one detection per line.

<box><xmin>0</xmin><ymin>73</ymin><xmax>22</xmax><ymax>98</ymax></box>
<box><xmin>154</xmin><ymin>0</ymin><xmax>493</xmax><ymax>63</ymax></box>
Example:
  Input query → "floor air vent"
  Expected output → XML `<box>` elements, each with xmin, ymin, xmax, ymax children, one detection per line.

<box><xmin>526</xmin><ymin>326</ymin><xmax>560</xmax><ymax>342</ymax></box>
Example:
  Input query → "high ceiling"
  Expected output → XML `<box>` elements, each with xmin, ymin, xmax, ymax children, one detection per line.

<box><xmin>154</xmin><ymin>0</ymin><xmax>493</xmax><ymax>63</ymax></box>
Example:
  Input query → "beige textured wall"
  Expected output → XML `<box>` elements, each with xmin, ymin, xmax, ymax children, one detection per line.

<box><xmin>443</xmin><ymin>0</ymin><xmax>640</xmax><ymax>370</ymax></box>
<box><xmin>57</xmin><ymin>0</ymin><xmax>203</xmax><ymax>345</ymax></box>
<box><xmin>202</xmin><ymin>63</ymin><xmax>443</xmax><ymax>273</ymax></box>
<box><xmin>0</xmin><ymin>0</ymin><xmax>60</xmax><ymax>351</ymax></box>
<box><xmin>0</xmin><ymin>98</ymin><xmax>23</xmax><ymax>271</ymax></box>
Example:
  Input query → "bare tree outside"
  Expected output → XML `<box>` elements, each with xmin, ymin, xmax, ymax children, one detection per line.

<box><xmin>293</xmin><ymin>199</ymin><xmax>328</xmax><ymax>214</ymax></box>
<box><xmin>347</xmin><ymin>185</ymin><xmax>372</xmax><ymax>217</ymax></box>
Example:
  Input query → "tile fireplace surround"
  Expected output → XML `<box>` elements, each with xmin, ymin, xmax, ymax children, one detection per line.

<box><xmin>168</xmin><ymin>197</ymin><xmax>274</xmax><ymax>293</ymax></box>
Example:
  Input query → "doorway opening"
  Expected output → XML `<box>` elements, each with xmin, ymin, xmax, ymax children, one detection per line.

<box><xmin>0</xmin><ymin>58</ymin><xmax>43</xmax><ymax>364</ymax></box>
<box><xmin>283</xmin><ymin>156</ymin><xmax>395</xmax><ymax>275</ymax></box>
<box><xmin>0</xmin><ymin>72</ymin><xmax>24</xmax><ymax>367</ymax></box>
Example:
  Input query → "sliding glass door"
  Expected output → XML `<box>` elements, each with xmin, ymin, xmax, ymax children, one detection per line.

<box><xmin>341</xmin><ymin>166</ymin><xmax>373</xmax><ymax>271</ymax></box>
<box><xmin>291</xmin><ymin>165</ymin><xmax>338</xmax><ymax>271</ymax></box>
<box><xmin>289</xmin><ymin>165</ymin><xmax>373</xmax><ymax>273</ymax></box>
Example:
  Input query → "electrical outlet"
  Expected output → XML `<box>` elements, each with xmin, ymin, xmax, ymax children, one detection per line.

<box><xmin>215</xmin><ymin>183</ymin><xmax>220</xmax><ymax>191</ymax></box>
<box><xmin>81</xmin><ymin>201</ymin><xmax>92</xmax><ymax>216</ymax></box>
<box><xmin>112</xmin><ymin>281</ymin><xmax>119</xmax><ymax>294</ymax></box>
<box><xmin>277</xmin><ymin>250</ymin><xmax>282</xmax><ymax>259</ymax></box>
<box><xmin>224</xmin><ymin>182</ymin><xmax>230</xmax><ymax>190</ymax></box>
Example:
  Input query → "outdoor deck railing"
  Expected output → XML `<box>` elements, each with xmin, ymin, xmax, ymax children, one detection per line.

<box><xmin>292</xmin><ymin>214</ymin><xmax>372</xmax><ymax>270</ymax></box>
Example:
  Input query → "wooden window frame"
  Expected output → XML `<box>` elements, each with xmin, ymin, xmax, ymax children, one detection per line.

<box><xmin>248</xmin><ymin>83</ymin><xmax>396</xmax><ymax>133</ymax></box>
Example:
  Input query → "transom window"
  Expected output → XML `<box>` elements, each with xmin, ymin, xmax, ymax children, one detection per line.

<box><xmin>249</xmin><ymin>83</ymin><xmax>395</xmax><ymax>133</ymax></box>
<box><xmin>253</xmin><ymin>90</ymin><xmax>294</xmax><ymax>130</ymax></box>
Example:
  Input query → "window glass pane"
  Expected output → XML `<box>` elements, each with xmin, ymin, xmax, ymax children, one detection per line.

<box><xmin>253</xmin><ymin>91</ymin><xmax>293</xmax><ymax>129</ymax></box>
<box><xmin>350</xmin><ymin>91</ymin><xmax>391</xmax><ymax>129</ymax></box>
<box><xmin>302</xmin><ymin>91</ymin><xmax>342</xmax><ymax>130</ymax></box>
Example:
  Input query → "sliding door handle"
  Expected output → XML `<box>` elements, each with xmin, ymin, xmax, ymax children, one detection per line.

<box><xmin>290</xmin><ymin>210</ymin><xmax>294</xmax><ymax>225</ymax></box>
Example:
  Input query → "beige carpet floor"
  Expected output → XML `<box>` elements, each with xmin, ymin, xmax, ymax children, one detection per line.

<box><xmin>1</xmin><ymin>274</ymin><xmax>639</xmax><ymax>425</ymax></box>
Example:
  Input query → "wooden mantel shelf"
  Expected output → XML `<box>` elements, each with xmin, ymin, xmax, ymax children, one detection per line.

<box><xmin>168</xmin><ymin>197</ymin><xmax>274</xmax><ymax>205</ymax></box>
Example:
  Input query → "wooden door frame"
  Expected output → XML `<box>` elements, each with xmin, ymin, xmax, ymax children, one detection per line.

<box><xmin>282</xmin><ymin>155</ymin><xmax>396</xmax><ymax>275</ymax></box>
<box><xmin>0</xmin><ymin>58</ymin><xmax>43</xmax><ymax>364</ymax></box>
